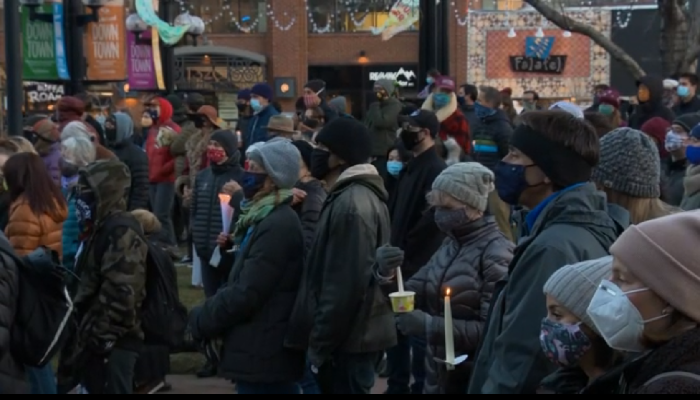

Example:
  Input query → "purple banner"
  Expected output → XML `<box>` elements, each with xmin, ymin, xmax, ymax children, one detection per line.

<box><xmin>127</xmin><ymin>31</ymin><xmax>156</xmax><ymax>90</ymax></box>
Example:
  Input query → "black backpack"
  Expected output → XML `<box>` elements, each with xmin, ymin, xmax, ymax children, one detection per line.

<box><xmin>0</xmin><ymin>239</ymin><xmax>73</xmax><ymax>368</ymax></box>
<box><xmin>95</xmin><ymin>214</ymin><xmax>188</xmax><ymax>351</ymax></box>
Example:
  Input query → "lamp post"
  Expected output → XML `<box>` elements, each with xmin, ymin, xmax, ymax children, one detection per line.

<box><xmin>5</xmin><ymin>0</ymin><xmax>24</xmax><ymax>135</ymax></box>
<box><xmin>125</xmin><ymin>8</ymin><xmax>204</xmax><ymax>94</ymax></box>
<box><xmin>19</xmin><ymin>0</ymin><xmax>109</xmax><ymax>95</ymax></box>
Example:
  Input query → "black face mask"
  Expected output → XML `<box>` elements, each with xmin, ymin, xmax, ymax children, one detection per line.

<box><xmin>60</xmin><ymin>158</ymin><xmax>80</xmax><ymax>178</ymax></box>
<box><xmin>237</xmin><ymin>103</ymin><xmax>248</xmax><ymax>112</ymax></box>
<box><xmin>400</xmin><ymin>129</ymin><xmax>425</xmax><ymax>151</ymax></box>
<box><xmin>22</xmin><ymin>129</ymin><xmax>39</xmax><ymax>144</ymax></box>
<box><xmin>310</xmin><ymin>148</ymin><xmax>332</xmax><ymax>180</ymax></box>
<box><xmin>303</xmin><ymin>118</ymin><xmax>321</xmax><ymax>129</ymax></box>
<box><xmin>104</xmin><ymin>116</ymin><xmax>118</xmax><ymax>144</ymax></box>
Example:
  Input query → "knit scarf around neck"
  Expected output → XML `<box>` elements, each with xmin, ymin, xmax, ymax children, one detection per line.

<box><xmin>233</xmin><ymin>189</ymin><xmax>293</xmax><ymax>244</ymax></box>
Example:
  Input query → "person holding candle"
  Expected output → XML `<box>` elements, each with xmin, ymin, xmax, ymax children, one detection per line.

<box><xmin>375</xmin><ymin>162</ymin><xmax>513</xmax><ymax>394</ymax></box>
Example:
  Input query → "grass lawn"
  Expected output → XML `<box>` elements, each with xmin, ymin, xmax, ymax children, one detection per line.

<box><xmin>170</xmin><ymin>265</ymin><xmax>206</xmax><ymax>374</ymax></box>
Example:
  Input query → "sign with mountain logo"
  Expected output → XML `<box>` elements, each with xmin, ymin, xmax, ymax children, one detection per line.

<box><xmin>368</xmin><ymin>65</ymin><xmax>418</xmax><ymax>88</ymax></box>
<box><xmin>509</xmin><ymin>36</ymin><xmax>567</xmax><ymax>74</ymax></box>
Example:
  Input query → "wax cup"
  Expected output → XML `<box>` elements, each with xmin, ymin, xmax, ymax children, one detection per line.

<box><xmin>389</xmin><ymin>291</ymin><xmax>415</xmax><ymax>313</ymax></box>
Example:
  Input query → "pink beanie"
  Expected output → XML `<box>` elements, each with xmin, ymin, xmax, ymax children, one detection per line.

<box><xmin>611</xmin><ymin>211</ymin><xmax>700</xmax><ymax>322</ymax></box>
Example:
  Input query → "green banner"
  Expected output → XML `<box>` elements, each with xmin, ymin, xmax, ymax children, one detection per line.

<box><xmin>21</xmin><ymin>4</ymin><xmax>59</xmax><ymax>80</ymax></box>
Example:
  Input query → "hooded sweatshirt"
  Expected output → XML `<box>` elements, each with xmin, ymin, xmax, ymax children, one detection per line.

<box><xmin>146</xmin><ymin>97</ymin><xmax>181</xmax><ymax>183</ymax></box>
<box><xmin>108</xmin><ymin>112</ymin><xmax>150</xmax><ymax>210</ymax></box>
<box><xmin>365</xmin><ymin>79</ymin><xmax>403</xmax><ymax>157</ymax></box>
<box><xmin>629</xmin><ymin>76</ymin><xmax>675</xmax><ymax>129</ymax></box>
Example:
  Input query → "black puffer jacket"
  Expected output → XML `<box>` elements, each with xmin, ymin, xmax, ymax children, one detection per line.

<box><xmin>628</xmin><ymin>76</ymin><xmax>675</xmax><ymax>129</ymax></box>
<box><xmin>0</xmin><ymin>233</ymin><xmax>27</xmax><ymax>394</ymax></box>
<box><xmin>405</xmin><ymin>217</ymin><xmax>512</xmax><ymax>394</ymax></box>
<box><xmin>190</xmin><ymin>154</ymin><xmax>245</xmax><ymax>261</ymax></box>
<box><xmin>471</xmin><ymin>110</ymin><xmax>513</xmax><ymax>171</ymax></box>
<box><xmin>107</xmin><ymin>112</ymin><xmax>149</xmax><ymax>211</ymax></box>
<box><xmin>293</xmin><ymin>178</ymin><xmax>327</xmax><ymax>255</ymax></box>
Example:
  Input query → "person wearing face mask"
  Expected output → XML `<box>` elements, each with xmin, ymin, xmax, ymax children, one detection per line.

<box><xmin>596</xmin><ymin>88</ymin><xmax>625</xmax><ymax>128</ymax></box>
<box><xmin>581</xmin><ymin>211</ymin><xmax>700</xmax><ymax>394</ymax></box>
<box><xmin>168</xmin><ymin>94</ymin><xmax>201</xmax><ymax>183</ymax></box>
<box><xmin>103</xmin><ymin>112</ymin><xmax>149</xmax><ymax>211</ymax></box>
<box><xmin>457</xmin><ymin>84</ymin><xmax>481</xmax><ymax>132</ymax></box>
<box><xmin>418</xmin><ymin>69</ymin><xmax>441</xmax><ymax>100</ymax></box>
<box><xmin>661</xmin><ymin>114</ymin><xmax>700</xmax><ymax>206</ymax></box>
<box><xmin>365</xmin><ymin>79</ymin><xmax>403</xmax><ymax>180</ymax></box>
<box><xmin>376</xmin><ymin>162</ymin><xmax>512</xmax><ymax>394</ymax></box>
<box><xmin>244</xmin><ymin>83</ymin><xmax>279</xmax><ymax>150</ymax></box>
<box><xmin>672</xmin><ymin>73</ymin><xmax>700</xmax><ymax>116</ymax></box>
<box><xmin>421</xmin><ymin>76</ymin><xmax>470</xmax><ymax>156</ymax></box>
<box><xmin>28</xmin><ymin>118</ymin><xmax>62</xmax><ymax>185</ymax></box>
<box><xmin>328</xmin><ymin>95</ymin><xmax>354</xmax><ymax>119</ymax></box>
<box><xmin>303</xmin><ymin>79</ymin><xmax>338</xmax><ymax>121</ymax></box>
<box><xmin>584</xmin><ymin>84</ymin><xmax>610</xmax><ymax>113</ymax></box>
<box><xmin>286</xmin><ymin>118</ymin><xmax>397</xmax><ymax>394</ymax></box>
<box><xmin>234</xmin><ymin>89</ymin><xmax>252</xmax><ymax>148</ymax></box>
<box><xmin>297</xmin><ymin>107</ymin><xmax>325</xmax><ymax>139</ymax></box>
<box><xmin>379</xmin><ymin>110</ymin><xmax>445</xmax><ymax>395</ymax></box>
<box><xmin>468</xmin><ymin>111</ymin><xmax>629</xmax><ymax>394</ymax></box>
<box><xmin>537</xmin><ymin>257</ymin><xmax>624</xmax><ymax>394</ymax></box>
<box><xmin>628</xmin><ymin>76</ymin><xmax>675</xmax><ymax>129</ymax></box>
<box><xmin>188</xmin><ymin>140</ymin><xmax>305</xmax><ymax>395</ymax></box>
<box><xmin>679</xmin><ymin>124</ymin><xmax>700</xmax><ymax>210</ymax></box>
<box><xmin>384</xmin><ymin>141</ymin><xmax>413</xmax><ymax>195</ymax></box>
<box><xmin>520</xmin><ymin>90</ymin><xmax>541</xmax><ymax>114</ymax></box>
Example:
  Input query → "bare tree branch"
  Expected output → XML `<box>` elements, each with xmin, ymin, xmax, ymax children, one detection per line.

<box><xmin>524</xmin><ymin>0</ymin><xmax>646</xmax><ymax>79</ymax></box>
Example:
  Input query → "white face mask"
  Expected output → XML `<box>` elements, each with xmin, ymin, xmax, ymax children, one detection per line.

<box><xmin>586</xmin><ymin>280</ymin><xmax>668</xmax><ymax>353</ymax></box>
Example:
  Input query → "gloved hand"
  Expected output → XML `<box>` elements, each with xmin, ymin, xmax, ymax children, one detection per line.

<box><xmin>375</xmin><ymin>244</ymin><xmax>404</xmax><ymax>277</ymax></box>
<box><xmin>87</xmin><ymin>337</ymin><xmax>114</xmax><ymax>356</ymax></box>
<box><xmin>396</xmin><ymin>310</ymin><xmax>431</xmax><ymax>339</ymax></box>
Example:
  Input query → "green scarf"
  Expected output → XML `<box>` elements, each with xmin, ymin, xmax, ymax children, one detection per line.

<box><xmin>233</xmin><ymin>189</ymin><xmax>293</xmax><ymax>244</ymax></box>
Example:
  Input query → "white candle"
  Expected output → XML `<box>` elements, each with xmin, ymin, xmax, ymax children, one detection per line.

<box><xmin>444</xmin><ymin>288</ymin><xmax>455</xmax><ymax>364</ymax></box>
<box><xmin>396</xmin><ymin>267</ymin><xmax>405</xmax><ymax>293</ymax></box>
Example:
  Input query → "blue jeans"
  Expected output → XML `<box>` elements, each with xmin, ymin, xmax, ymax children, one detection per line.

<box><xmin>386</xmin><ymin>332</ymin><xmax>427</xmax><ymax>394</ymax></box>
<box><xmin>298</xmin><ymin>359</ymin><xmax>321</xmax><ymax>394</ymax></box>
<box><xmin>27</xmin><ymin>364</ymin><xmax>57</xmax><ymax>394</ymax></box>
<box><xmin>237</xmin><ymin>381</ymin><xmax>300</xmax><ymax>394</ymax></box>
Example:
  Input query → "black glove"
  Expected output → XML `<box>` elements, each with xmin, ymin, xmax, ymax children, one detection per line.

<box><xmin>86</xmin><ymin>337</ymin><xmax>114</xmax><ymax>356</ymax></box>
<box><xmin>375</xmin><ymin>244</ymin><xmax>404</xmax><ymax>277</ymax></box>
<box><xmin>395</xmin><ymin>310</ymin><xmax>430</xmax><ymax>338</ymax></box>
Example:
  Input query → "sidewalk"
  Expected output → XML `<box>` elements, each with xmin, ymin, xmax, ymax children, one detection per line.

<box><xmin>163</xmin><ymin>375</ymin><xmax>388</xmax><ymax>394</ymax></box>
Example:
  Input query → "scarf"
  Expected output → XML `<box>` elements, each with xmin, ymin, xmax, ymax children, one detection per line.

<box><xmin>233</xmin><ymin>189</ymin><xmax>293</xmax><ymax>245</ymax></box>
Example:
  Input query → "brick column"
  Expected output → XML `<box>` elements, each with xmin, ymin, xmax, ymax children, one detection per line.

<box><xmin>448</xmin><ymin>5</ymin><xmax>468</xmax><ymax>84</ymax></box>
<box><xmin>265</xmin><ymin>0</ymin><xmax>308</xmax><ymax>111</ymax></box>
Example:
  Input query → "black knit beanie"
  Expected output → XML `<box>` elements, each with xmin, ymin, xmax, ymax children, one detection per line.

<box><xmin>315</xmin><ymin>118</ymin><xmax>371</xmax><ymax>166</ymax></box>
<box><xmin>291</xmin><ymin>140</ymin><xmax>314</xmax><ymax>169</ymax></box>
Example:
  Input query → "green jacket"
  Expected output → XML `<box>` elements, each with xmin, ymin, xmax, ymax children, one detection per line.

<box><xmin>364</xmin><ymin>98</ymin><xmax>403</xmax><ymax>157</ymax></box>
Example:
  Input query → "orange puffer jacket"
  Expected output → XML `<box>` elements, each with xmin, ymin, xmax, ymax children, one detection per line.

<box><xmin>5</xmin><ymin>197</ymin><xmax>68</xmax><ymax>258</ymax></box>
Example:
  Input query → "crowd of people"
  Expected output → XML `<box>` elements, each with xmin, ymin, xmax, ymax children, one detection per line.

<box><xmin>0</xmin><ymin>69</ymin><xmax>699</xmax><ymax>395</ymax></box>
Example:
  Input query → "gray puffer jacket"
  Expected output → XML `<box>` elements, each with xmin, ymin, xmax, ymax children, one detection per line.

<box><xmin>405</xmin><ymin>216</ymin><xmax>512</xmax><ymax>394</ymax></box>
<box><xmin>0</xmin><ymin>233</ymin><xmax>27</xmax><ymax>393</ymax></box>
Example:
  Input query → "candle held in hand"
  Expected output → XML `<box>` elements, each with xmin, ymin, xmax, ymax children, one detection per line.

<box><xmin>396</xmin><ymin>267</ymin><xmax>404</xmax><ymax>293</ymax></box>
<box><xmin>444</xmin><ymin>288</ymin><xmax>455</xmax><ymax>365</ymax></box>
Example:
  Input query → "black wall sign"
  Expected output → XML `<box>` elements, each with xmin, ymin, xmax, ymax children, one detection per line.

<box><xmin>367</xmin><ymin>65</ymin><xmax>419</xmax><ymax>89</ymax></box>
<box><xmin>509</xmin><ymin>55</ymin><xmax>568</xmax><ymax>74</ymax></box>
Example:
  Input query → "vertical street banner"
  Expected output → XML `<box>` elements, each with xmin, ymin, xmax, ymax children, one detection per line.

<box><xmin>372</xmin><ymin>0</ymin><xmax>420</xmax><ymax>41</ymax></box>
<box><xmin>150</xmin><ymin>0</ymin><xmax>165</xmax><ymax>90</ymax></box>
<box><xmin>126</xmin><ymin>31</ymin><xmax>156</xmax><ymax>90</ymax></box>
<box><xmin>85</xmin><ymin>0</ymin><xmax>126</xmax><ymax>81</ymax></box>
<box><xmin>21</xmin><ymin>0</ymin><xmax>70</xmax><ymax>80</ymax></box>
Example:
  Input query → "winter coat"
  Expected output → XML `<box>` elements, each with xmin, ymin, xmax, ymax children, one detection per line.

<box><xmin>468</xmin><ymin>183</ymin><xmax>629</xmax><ymax>394</ymax></box>
<box><xmin>662</xmin><ymin>157</ymin><xmax>688</xmax><ymax>207</ymax></box>
<box><xmin>0</xmin><ymin>232</ymin><xmax>27</xmax><ymax>393</ymax></box>
<box><xmin>36</xmin><ymin>141</ymin><xmax>62</xmax><ymax>185</ymax></box>
<box><xmin>146</xmin><ymin>98</ymin><xmax>181</xmax><ymax>183</ymax></box>
<box><xmin>672</xmin><ymin>95</ymin><xmax>700</xmax><ymax>117</ymax></box>
<box><xmin>175</xmin><ymin>126</ymin><xmax>214</xmax><ymax>196</ymax></box>
<box><xmin>365</xmin><ymin>97</ymin><xmax>403</xmax><ymax>157</ymax></box>
<box><xmin>286</xmin><ymin>164</ymin><xmax>397</xmax><ymax>367</ymax></box>
<box><xmin>5</xmin><ymin>196</ymin><xmax>67</xmax><ymax>258</ymax></box>
<box><xmin>680</xmin><ymin>164</ymin><xmax>700</xmax><ymax>210</ymax></box>
<box><xmin>628</xmin><ymin>76</ymin><xmax>675</xmax><ymax>129</ymax></box>
<box><xmin>169</xmin><ymin>120</ymin><xmax>199</xmax><ymax>187</ymax></box>
<box><xmin>190</xmin><ymin>154</ymin><xmax>245</xmax><ymax>261</ymax></box>
<box><xmin>191</xmin><ymin>200</ymin><xmax>305</xmax><ymax>383</ymax></box>
<box><xmin>245</xmin><ymin>105</ymin><xmax>279</xmax><ymax>148</ymax></box>
<box><xmin>405</xmin><ymin>216</ymin><xmax>512</xmax><ymax>394</ymax></box>
<box><xmin>0</xmin><ymin>192</ymin><xmax>11</xmax><ymax>232</ymax></box>
<box><xmin>292</xmin><ymin>178</ymin><xmax>327</xmax><ymax>255</ymax></box>
<box><xmin>422</xmin><ymin>93</ymin><xmax>471</xmax><ymax>154</ymax></box>
<box><xmin>471</xmin><ymin>109</ymin><xmax>513</xmax><ymax>171</ymax></box>
<box><xmin>108</xmin><ymin>112</ymin><xmax>150</xmax><ymax>211</ymax></box>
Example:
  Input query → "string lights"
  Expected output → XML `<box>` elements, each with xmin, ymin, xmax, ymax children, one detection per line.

<box><xmin>266</xmin><ymin>3</ymin><xmax>296</xmax><ymax>31</ymax></box>
<box><xmin>450</xmin><ymin>1</ymin><xmax>468</xmax><ymax>27</ymax></box>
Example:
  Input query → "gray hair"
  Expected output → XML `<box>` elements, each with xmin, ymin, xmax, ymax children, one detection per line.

<box><xmin>60</xmin><ymin>121</ymin><xmax>92</xmax><ymax>142</ymax></box>
<box><xmin>61</xmin><ymin>136</ymin><xmax>96</xmax><ymax>166</ymax></box>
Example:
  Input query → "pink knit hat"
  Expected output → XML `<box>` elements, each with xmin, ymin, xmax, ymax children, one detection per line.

<box><xmin>610</xmin><ymin>211</ymin><xmax>700</xmax><ymax>322</ymax></box>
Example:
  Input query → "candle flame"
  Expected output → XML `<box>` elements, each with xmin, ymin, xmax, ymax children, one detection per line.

<box><xmin>446</xmin><ymin>288</ymin><xmax>451</xmax><ymax>296</ymax></box>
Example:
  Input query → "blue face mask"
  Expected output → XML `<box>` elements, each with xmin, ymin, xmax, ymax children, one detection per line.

<box><xmin>386</xmin><ymin>161</ymin><xmax>404</xmax><ymax>177</ymax></box>
<box><xmin>678</xmin><ymin>86</ymin><xmax>691</xmax><ymax>98</ymax></box>
<box><xmin>598</xmin><ymin>104</ymin><xmax>615</xmax><ymax>116</ymax></box>
<box><xmin>250</xmin><ymin>98</ymin><xmax>262</xmax><ymax>112</ymax></box>
<box><xmin>474</xmin><ymin>101</ymin><xmax>497</xmax><ymax>119</ymax></box>
<box><xmin>426</xmin><ymin>77</ymin><xmax>435</xmax><ymax>85</ymax></box>
<box><xmin>433</xmin><ymin>93</ymin><xmax>451</xmax><ymax>109</ymax></box>
<box><xmin>494</xmin><ymin>161</ymin><xmax>534</xmax><ymax>205</ymax></box>
<box><xmin>686</xmin><ymin>146</ymin><xmax>700</xmax><ymax>164</ymax></box>
<box><xmin>241</xmin><ymin>171</ymin><xmax>267</xmax><ymax>199</ymax></box>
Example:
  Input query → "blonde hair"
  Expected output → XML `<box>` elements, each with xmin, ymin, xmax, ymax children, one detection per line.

<box><xmin>603</xmin><ymin>188</ymin><xmax>676</xmax><ymax>224</ymax></box>
<box><xmin>8</xmin><ymin>137</ymin><xmax>38</xmax><ymax>154</ymax></box>
<box><xmin>427</xmin><ymin>189</ymin><xmax>483</xmax><ymax>220</ymax></box>
<box><xmin>131</xmin><ymin>209</ymin><xmax>162</xmax><ymax>235</ymax></box>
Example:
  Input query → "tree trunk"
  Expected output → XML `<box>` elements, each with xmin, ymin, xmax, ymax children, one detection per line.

<box><xmin>524</xmin><ymin>0</ymin><xmax>646</xmax><ymax>79</ymax></box>
<box><xmin>658</xmin><ymin>0</ymin><xmax>693</xmax><ymax>77</ymax></box>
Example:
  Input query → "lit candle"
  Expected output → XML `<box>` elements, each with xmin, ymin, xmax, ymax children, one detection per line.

<box><xmin>397</xmin><ymin>267</ymin><xmax>405</xmax><ymax>293</ymax></box>
<box><xmin>444</xmin><ymin>288</ymin><xmax>455</xmax><ymax>365</ymax></box>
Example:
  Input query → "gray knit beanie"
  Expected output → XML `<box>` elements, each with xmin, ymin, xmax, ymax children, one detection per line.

<box><xmin>248</xmin><ymin>140</ymin><xmax>300</xmax><ymax>189</ymax></box>
<box><xmin>543</xmin><ymin>256</ymin><xmax>613</xmax><ymax>335</ymax></box>
<box><xmin>432</xmin><ymin>162</ymin><xmax>494</xmax><ymax>211</ymax></box>
<box><xmin>591</xmin><ymin>127</ymin><xmax>661</xmax><ymax>198</ymax></box>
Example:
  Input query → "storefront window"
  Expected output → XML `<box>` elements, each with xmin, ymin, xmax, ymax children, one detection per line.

<box><xmin>475</xmin><ymin>0</ymin><xmax>656</xmax><ymax>10</ymax></box>
<box><xmin>126</xmin><ymin>0</ymin><xmax>268</xmax><ymax>34</ymax></box>
<box><xmin>307</xmin><ymin>0</ymin><xmax>419</xmax><ymax>33</ymax></box>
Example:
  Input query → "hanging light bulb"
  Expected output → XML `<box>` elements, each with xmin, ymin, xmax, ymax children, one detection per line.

<box><xmin>507</xmin><ymin>27</ymin><xmax>517</xmax><ymax>38</ymax></box>
<box><xmin>562</xmin><ymin>30</ymin><xmax>572</xmax><ymax>38</ymax></box>
<box><xmin>535</xmin><ymin>27</ymin><xmax>545</xmax><ymax>38</ymax></box>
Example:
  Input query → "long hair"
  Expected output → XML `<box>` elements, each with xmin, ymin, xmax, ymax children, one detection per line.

<box><xmin>603</xmin><ymin>188</ymin><xmax>677</xmax><ymax>224</ymax></box>
<box><xmin>3</xmin><ymin>152</ymin><xmax>66</xmax><ymax>218</ymax></box>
